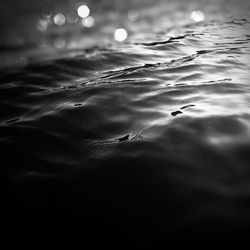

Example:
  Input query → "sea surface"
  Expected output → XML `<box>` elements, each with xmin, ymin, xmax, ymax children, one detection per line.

<box><xmin>1</xmin><ymin>0</ymin><xmax>250</xmax><ymax>241</ymax></box>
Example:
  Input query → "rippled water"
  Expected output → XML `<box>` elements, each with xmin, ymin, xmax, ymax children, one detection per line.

<box><xmin>2</xmin><ymin>0</ymin><xmax>250</xmax><ymax>241</ymax></box>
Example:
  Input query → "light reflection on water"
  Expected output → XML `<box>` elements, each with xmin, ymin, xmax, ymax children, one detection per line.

<box><xmin>53</xmin><ymin>13</ymin><xmax>66</xmax><ymax>26</ymax></box>
<box><xmin>1</xmin><ymin>0</ymin><xmax>250</xmax><ymax>69</ymax></box>
<box><xmin>1</xmin><ymin>0</ymin><xmax>250</xmax><ymax>240</ymax></box>
<box><xmin>77</xmin><ymin>5</ymin><xmax>90</xmax><ymax>19</ymax></box>
<box><xmin>114</xmin><ymin>28</ymin><xmax>128</xmax><ymax>41</ymax></box>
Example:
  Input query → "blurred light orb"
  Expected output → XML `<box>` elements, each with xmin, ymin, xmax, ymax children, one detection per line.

<box><xmin>54</xmin><ymin>13</ymin><xmax>66</xmax><ymax>26</ymax></box>
<box><xmin>128</xmin><ymin>10</ymin><xmax>139</xmax><ymax>22</ymax></box>
<box><xmin>36</xmin><ymin>19</ymin><xmax>49</xmax><ymax>31</ymax></box>
<box><xmin>77</xmin><ymin>5</ymin><xmax>90</xmax><ymax>18</ymax></box>
<box><xmin>190</xmin><ymin>10</ymin><xmax>205</xmax><ymax>22</ymax></box>
<box><xmin>114</xmin><ymin>28</ymin><xmax>128</xmax><ymax>42</ymax></box>
<box><xmin>54</xmin><ymin>37</ymin><xmax>66</xmax><ymax>48</ymax></box>
<box><xmin>82</xmin><ymin>16</ymin><xmax>95</xmax><ymax>28</ymax></box>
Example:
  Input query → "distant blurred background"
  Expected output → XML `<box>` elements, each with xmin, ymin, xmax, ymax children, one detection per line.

<box><xmin>0</xmin><ymin>0</ymin><xmax>249</xmax><ymax>68</ymax></box>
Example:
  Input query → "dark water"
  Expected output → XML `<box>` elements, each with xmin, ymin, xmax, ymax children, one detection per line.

<box><xmin>1</xmin><ymin>0</ymin><xmax>250</xmax><ymax>242</ymax></box>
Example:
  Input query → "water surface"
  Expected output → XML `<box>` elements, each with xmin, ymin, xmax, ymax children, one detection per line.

<box><xmin>1</xmin><ymin>0</ymin><xmax>250</xmax><ymax>241</ymax></box>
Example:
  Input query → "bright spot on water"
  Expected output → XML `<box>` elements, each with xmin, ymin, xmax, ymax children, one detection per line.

<box><xmin>77</xmin><ymin>5</ymin><xmax>90</xmax><ymax>18</ymax></box>
<box><xmin>128</xmin><ymin>10</ymin><xmax>139</xmax><ymax>22</ymax></box>
<box><xmin>82</xmin><ymin>16</ymin><xmax>95</xmax><ymax>28</ymax></box>
<box><xmin>54</xmin><ymin>13</ymin><xmax>66</xmax><ymax>26</ymax></box>
<box><xmin>36</xmin><ymin>19</ymin><xmax>49</xmax><ymax>31</ymax></box>
<box><xmin>114</xmin><ymin>28</ymin><xmax>128</xmax><ymax>42</ymax></box>
<box><xmin>54</xmin><ymin>37</ymin><xmax>66</xmax><ymax>48</ymax></box>
<box><xmin>190</xmin><ymin>10</ymin><xmax>205</xmax><ymax>22</ymax></box>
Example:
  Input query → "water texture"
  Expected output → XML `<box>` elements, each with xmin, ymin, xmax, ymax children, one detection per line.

<box><xmin>1</xmin><ymin>0</ymin><xmax>250</xmax><ymax>241</ymax></box>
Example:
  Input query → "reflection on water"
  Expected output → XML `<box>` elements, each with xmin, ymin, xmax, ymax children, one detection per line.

<box><xmin>77</xmin><ymin>4</ymin><xmax>90</xmax><ymax>19</ymax></box>
<box><xmin>190</xmin><ymin>10</ymin><xmax>205</xmax><ymax>22</ymax></box>
<box><xmin>1</xmin><ymin>0</ymin><xmax>250</xmax><ymax>241</ymax></box>
<box><xmin>114</xmin><ymin>28</ymin><xmax>128</xmax><ymax>41</ymax></box>
<box><xmin>1</xmin><ymin>0</ymin><xmax>250</xmax><ymax>69</ymax></box>
<box><xmin>53</xmin><ymin>13</ymin><xmax>66</xmax><ymax>26</ymax></box>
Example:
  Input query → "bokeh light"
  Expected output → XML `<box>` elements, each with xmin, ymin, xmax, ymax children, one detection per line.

<box><xmin>114</xmin><ymin>28</ymin><xmax>128</xmax><ymax>42</ymax></box>
<box><xmin>77</xmin><ymin>5</ymin><xmax>90</xmax><ymax>18</ymax></box>
<box><xmin>36</xmin><ymin>19</ymin><xmax>49</xmax><ymax>32</ymax></box>
<box><xmin>128</xmin><ymin>10</ymin><xmax>139</xmax><ymax>22</ymax></box>
<box><xmin>54</xmin><ymin>13</ymin><xmax>66</xmax><ymax>26</ymax></box>
<box><xmin>190</xmin><ymin>10</ymin><xmax>205</xmax><ymax>22</ymax></box>
<box><xmin>82</xmin><ymin>16</ymin><xmax>95</xmax><ymax>28</ymax></box>
<box><xmin>54</xmin><ymin>37</ymin><xmax>66</xmax><ymax>48</ymax></box>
